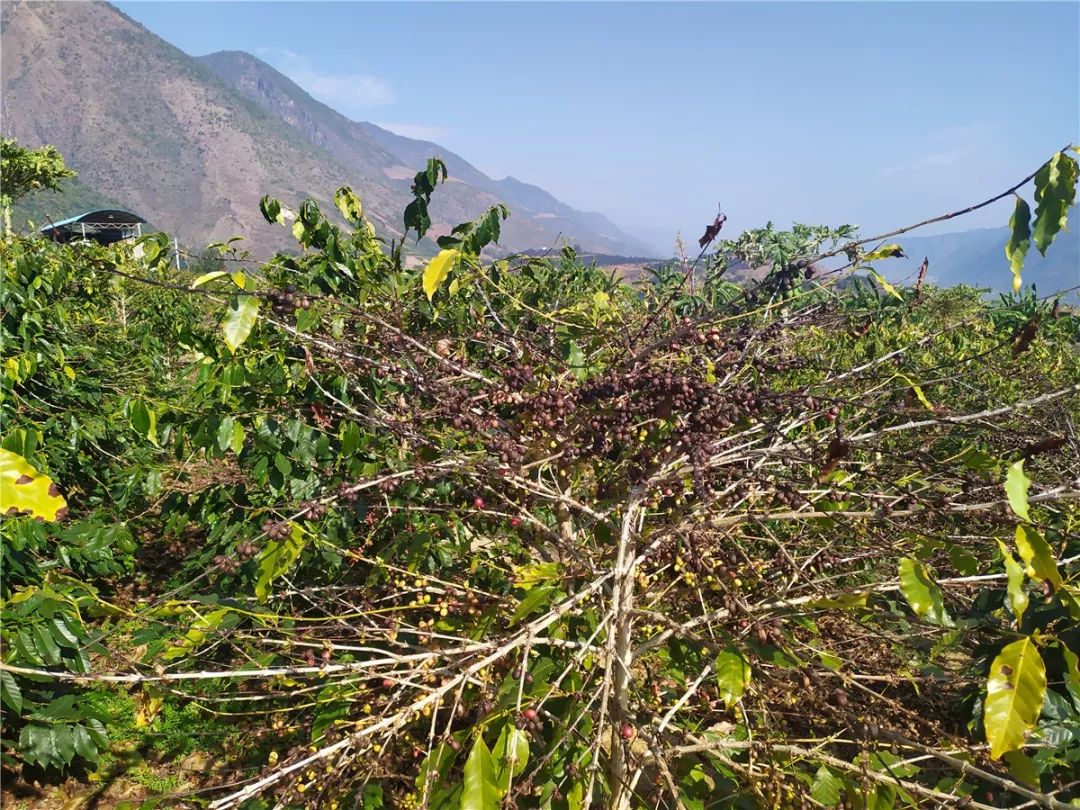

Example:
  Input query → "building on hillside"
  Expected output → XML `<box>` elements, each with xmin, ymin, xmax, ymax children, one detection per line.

<box><xmin>39</xmin><ymin>209</ymin><xmax>146</xmax><ymax>245</ymax></box>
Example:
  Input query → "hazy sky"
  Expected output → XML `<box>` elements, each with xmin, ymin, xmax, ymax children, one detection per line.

<box><xmin>116</xmin><ymin>1</ymin><xmax>1079</xmax><ymax>253</ymax></box>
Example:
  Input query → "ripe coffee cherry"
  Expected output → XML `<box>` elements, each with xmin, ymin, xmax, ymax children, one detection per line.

<box><xmin>522</xmin><ymin>708</ymin><xmax>538</xmax><ymax>721</ymax></box>
<box><xmin>473</xmin><ymin>497</ymin><xmax>486</xmax><ymax>510</ymax></box>
<box><xmin>510</xmin><ymin>517</ymin><xmax>522</xmax><ymax>528</ymax></box>
<box><xmin>621</xmin><ymin>724</ymin><xmax>636</xmax><ymax>740</ymax></box>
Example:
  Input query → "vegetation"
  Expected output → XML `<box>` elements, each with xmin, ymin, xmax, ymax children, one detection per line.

<box><xmin>2</xmin><ymin>141</ymin><xmax>1079</xmax><ymax>810</ymax></box>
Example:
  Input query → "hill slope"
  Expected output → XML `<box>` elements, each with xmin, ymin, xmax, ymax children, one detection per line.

<box><xmin>198</xmin><ymin>50</ymin><xmax>655</xmax><ymax>256</ymax></box>
<box><xmin>0</xmin><ymin>0</ymin><xmax>416</xmax><ymax>253</ymax></box>
<box><xmin>0</xmin><ymin>1</ymin><xmax>652</xmax><ymax>258</ymax></box>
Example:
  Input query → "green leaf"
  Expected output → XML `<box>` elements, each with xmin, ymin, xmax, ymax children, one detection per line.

<box><xmin>898</xmin><ymin>557</ymin><xmax>951</xmax><ymax>626</ymax></box>
<box><xmin>0</xmin><ymin>669</ymin><xmax>23</xmax><ymax>714</ymax></box>
<box><xmin>1032</xmin><ymin>151</ymin><xmax>1079</xmax><ymax>255</ymax></box>
<box><xmin>1014</xmin><ymin>525</ymin><xmax>1062</xmax><ymax>589</ymax></box>
<box><xmin>129</xmin><ymin>400</ymin><xmax>158</xmax><ymax>445</ymax></box>
<box><xmin>1005</xmin><ymin>195</ymin><xmax>1031</xmax><ymax>293</ymax></box>
<box><xmin>461</xmin><ymin>734</ymin><xmax>500</xmax><ymax>810</ymax></box>
<box><xmin>222</xmin><ymin>295</ymin><xmax>260</xmax><ymax>354</ymax></box>
<box><xmin>72</xmin><ymin>725</ymin><xmax>98</xmax><ymax>762</ymax></box>
<box><xmin>423</xmin><ymin>249</ymin><xmax>461</xmax><ymax>301</ymax></box>
<box><xmin>492</xmin><ymin>724</ymin><xmax>529</xmax><ymax>793</ymax></box>
<box><xmin>230</xmin><ymin>421</ymin><xmax>246</xmax><ymax>455</ymax></box>
<box><xmin>714</xmin><ymin>648</ymin><xmax>751</xmax><ymax>709</ymax></box>
<box><xmin>1004</xmin><ymin>460</ymin><xmax>1030</xmax><ymax>522</ymax></box>
<box><xmin>566</xmin><ymin>339</ymin><xmax>587</xmax><ymax>380</ymax></box>
<box><xmin>191</xmin><ymin>270</ymin><xmax>228</xmax><ymax>288</ymax></box>
<box><xmin>21</xmin><ymin>723</ymin><xmax>60</xmax><ymax>768</ymax></box>
<box><xmin>1003</xmin><ymin>750</ymin><xmax>1039</xmax><ymax>787</ymax></box>
<box><xmin>163</xmin><ymin>608</ymin><xmax>232</xmax><ymax>661</ymax></box>
<box><xmin>334</xmin><ymin>186</ymin><xmax>363</xmax><ymax>224</ymax></box>
<box><xmin>1061</xmin><ymin>644</ymin><xmax>1080</xmax><ymax>712</ymax></box>
<box><xmin>216</xmin><ymin>417</ymin><xmax>235</xmax><ymax>453</ymax></box>
<box><xmin>260</xmin><ymin>195</ymin><xmax>284</xmax><ymax>225</ymax></box>
<box><xmin>274</xmin><ymin>452</ymin><xmax>292</xmax><ymax>478</ymax></box>
<box><xmin>34</xmin><ymin>624</ymin><xmax>62</xmax><ymax>665</ymax></box>
<box><xmin>0</xmin><ymin>449</ymin><xmax>67</xmax><ymax>521</ymax></box>
<box><xmin>566</xmin><ymin>779</ymin><xmax>585</xmax><ymax>810</ymax></box>
<box><xmin>53</xmin><ymin>725</ymin><xmax>76</xmax><ymax>764</ymax></box>
<box><xmin>811</xmin><ymin>765</ymin><xmax>842</xmax><ymax>806</ymax></box>
<box><xmin>255</xmin><ymin>524</ymin><xmax>307</xmax><ymax>602</ymax></box>
<box><xmin>984</xmin><ymin>636</ymin><xmax>1046</xmax><ymax>759</ymax></box>
<box><xmin>997</xmin><ymin>540</ymin><xmax>1029</xmax><ymax>625</ymax></box>
<box><xmin>510</xmin><ymin>585</ymin><xmax>557</xmax><ymax>625</ymax></box>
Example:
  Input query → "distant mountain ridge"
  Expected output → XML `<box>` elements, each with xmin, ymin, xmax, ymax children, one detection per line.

<box><xmin>885</xmin><ymin>225</ymin><xmax>1079</xmax><ymax>295</ymax></box>
<box><xmin>197</xmin><ymin>51</ymin><xmax>654</xmax><ymax>256</ymax></box>
<box><xmin>0</xmin><ymin>2</ymin><xmax>653</xmax><ymax>258</ymax></box>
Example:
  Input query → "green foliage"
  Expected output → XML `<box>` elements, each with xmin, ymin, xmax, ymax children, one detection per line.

<box><xmin>2</xmin><ymin>139</ymin><xmax>1078</xmax><ymax>810</ymax></box>
<box><xmin>898</xmin><ymin>557</ymin><xmax>952</xmax><ymax>627</ymax></box>
<box><xmin>404</xmin><ymin>157</ymin><xmax>448</xmax><ymax>241</ymax></box>
<box><xmin>1001</xmin><ymin>146</ymin><xmax>1079</xmax><ymax>286</ymax></box>
<box><xmin>0</xmin><ymin>138</ymin><xmax>77</xmax><ymax>234</ymax></box>
<box><xmin>1005</xmin><ymin>195</ymin><xmax>1032</xmax><ymax>292</ymax></box>
<box><xmin>1032</xmin><ymin>149</ymin><xmax>1079</xmax><ymax>255</ymax></box>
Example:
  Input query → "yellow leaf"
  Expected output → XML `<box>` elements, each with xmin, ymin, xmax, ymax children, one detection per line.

<box><xmin>135</xmin><ymin>685</ymin><xmax>165</xmax><ymax>728</ymax></box>
<box><xmin>863</xmin><ymin>244</ymin><xmax>906</xmax><ymax>262</ymax></box>
<box><xmin>422</xmin><ymin>249</ymin><xmax>461</xmax><ymax>301</ymax></box>
<box><xmin>895</xmin><ymin>373</ymin><xmax>934</xmax><ymax>411</ymax></box>
<box><xmin>866</xmin><ymin>268</ymin><xmax>904</xmax><ymax>301</ymax></box>
<box><xmin>0</xmin><ymin>449</ymin><xmax>68</xmax><ymax>521</ymax></box>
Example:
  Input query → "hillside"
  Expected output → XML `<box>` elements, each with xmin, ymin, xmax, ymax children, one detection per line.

<box><xmin>198</xmin><ymin>51</ymin><xmax>655</xmax><ymax>256</ymax></box>
<box><xmin>356</xmin><ymin>121</ymin><xmax>654</xmax><ymax>255</ymax></box>
<box><xmin>0</xmin><ymin>1</ymin><xmax>653</xmax><ymax>258</ymax></box>
<box><xmin>0</xmin><ymin>1</ymin><xmax>415</xmax><ymax>254</ymax></box>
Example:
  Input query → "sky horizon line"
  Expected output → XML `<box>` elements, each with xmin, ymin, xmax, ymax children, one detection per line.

<box><xmin>113</xmin><ymin>1</ymin><xmax>1079</xmax><ymax>253</ymax></box>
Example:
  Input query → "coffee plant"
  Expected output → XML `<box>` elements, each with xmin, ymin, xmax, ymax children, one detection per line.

<box><xmin>2</xmin><ymin>140</ymin><xmax>1079</xmax><ymax>810</ymax></box>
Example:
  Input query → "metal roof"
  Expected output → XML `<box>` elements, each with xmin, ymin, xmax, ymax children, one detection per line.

<box><xmin>39</xmin><ymin>209</ymin><xmax>147</xmax><ymax>232</ymax></box>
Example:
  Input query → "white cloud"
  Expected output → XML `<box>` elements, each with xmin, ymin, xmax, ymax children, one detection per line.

<box><xmin>269</xmin><ymin>49</ymin><xmax>395</xmax><ymax>116</ymax></box>
<box><xmin>373</xmin><ymin>122</ymin><xmax>452</xmax><ymax>142</ymax></box>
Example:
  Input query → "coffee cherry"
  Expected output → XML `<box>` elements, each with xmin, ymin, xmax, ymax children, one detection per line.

<box><xmin>522</xmin><ymin>708</ymin><xmax>538</xmax><ymax>721</ymax></box>
<box><xmin>473</xmin><ymin>497</ymin><xmax>486</xmax><ymax>510</ymax></box>
<box><xmin>510</xmin><ymin>517</ymin><xmax>522</xmax><ymax>528</ymax></box>
<box><xmin>621</xmin><ymin>724</ymin><xmax>636</xmax><ymax>740</ymax></box>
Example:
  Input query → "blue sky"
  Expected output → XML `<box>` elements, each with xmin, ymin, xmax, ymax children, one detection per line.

<box><xmin>116</xmin><ymin>1</ymin><xmax>1079</xmax><ymax>253</ymax></box>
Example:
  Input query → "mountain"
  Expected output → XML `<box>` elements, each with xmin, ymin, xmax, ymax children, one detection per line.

<box><xmin>197</xmin><ymin>51</ymin><xmax>655</xmax><ymax>256</ymax></box>
<box><xmin>0</xmin><ymin>0</ymin><xmax>406</xmax><ymax>253</ymax></box>
<box><xmin>0</xmin><ymin>1</ymin><xmax>653</xmax><ymax>258</ymax></box>
<box><xmin>884</xmin><ymin>225</ymin><xmax>1079</xmax><ymax>296</ymax></box>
